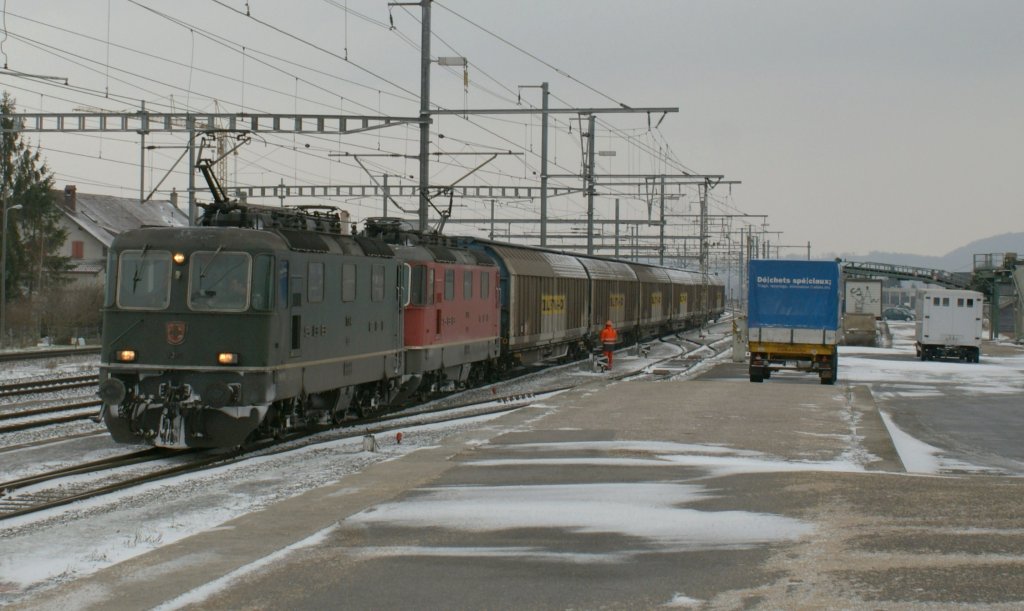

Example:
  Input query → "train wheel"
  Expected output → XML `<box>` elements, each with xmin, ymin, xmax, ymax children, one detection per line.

<box><xmin>258</xmin><ymin>401</ymin><xmax>288</xmax><ymax>441</ymax></box>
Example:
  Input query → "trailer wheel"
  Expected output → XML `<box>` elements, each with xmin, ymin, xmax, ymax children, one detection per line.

<box><xmin>972</xmin><ymin>348</ymin><xmax>981</xmax><ymax>363</ymax></box>
<box><xmin>762</xmin><ymin>368</ymin><xmax>772</xmax><ymax>379</ymax></box>
<box><xmin>749</xmin><ymin>369</ymin><xmax>763</xmax><ymax>383</ymax></box>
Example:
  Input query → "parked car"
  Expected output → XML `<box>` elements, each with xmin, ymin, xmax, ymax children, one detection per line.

<box><xmin>883</xmin><ymin>307</ymin><xmax>915</xmax><ymax>321</ymax></box>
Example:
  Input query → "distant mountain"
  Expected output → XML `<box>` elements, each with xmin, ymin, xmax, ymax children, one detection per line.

<box><xmin>823</xmin><ymin>232</ymin><xmax>1024</xmax><ymax>273</ymax></box>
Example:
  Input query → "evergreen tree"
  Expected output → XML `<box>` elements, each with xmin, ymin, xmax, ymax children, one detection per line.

<box><xmin>1</xmin><ymin>92</ymin><xmax>67</xmax><ymax>301</ymax></box>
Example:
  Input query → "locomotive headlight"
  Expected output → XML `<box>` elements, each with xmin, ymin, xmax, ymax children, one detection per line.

<box><xmin>217</xmin><ymin>352</ymin><xmax>239</xmax><ymax>365</ymax></box>
<box><xmin>173</xmin><ymin>252</ymin><xmax>186</xmax><ymax>265</ymax></box>
<box><xmin>116</xmin><ymin>349</ymin><xmax>136</xmax><ymax>362</ymax></box>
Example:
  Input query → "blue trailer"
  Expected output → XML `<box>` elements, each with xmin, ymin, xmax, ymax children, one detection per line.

<box><xmin>747</xmin><ymin>260</ymin><xmax>841</xmax><ymax>384</ymax></box>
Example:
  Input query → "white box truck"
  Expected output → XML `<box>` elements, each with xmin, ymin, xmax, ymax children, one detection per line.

<box><xmin>915</xmin><ymin>289</ymin><xmax>983</xmax><ymax>363</ymax></box>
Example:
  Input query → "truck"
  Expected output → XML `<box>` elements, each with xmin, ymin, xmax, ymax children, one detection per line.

<box><xmin>747</xmin><ymin>259</ymin><xmax>841</xmax><ymax>384</ymax></box>
<box><xmin>842</xmin><ymin>278</ymin><xmax>883</xmax><ymax>346</ymax></box>
<box><xmin>914</xmin><ymin>288</ymin><xmax>983</xmax><ymax>362</ymax></box>
<box><xmin>844</xmin><ymin>278</ymin><xmax>883</xmax><ymax>317</ymax></box>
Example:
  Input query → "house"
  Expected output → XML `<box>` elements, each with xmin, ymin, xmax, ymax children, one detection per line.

<box><xmin>56</xmin><ymin>185</ymin><xmax>188</xmax><ymax>287</ymax></box>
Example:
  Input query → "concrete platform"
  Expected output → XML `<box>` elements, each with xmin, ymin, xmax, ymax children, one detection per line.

<box><xmin>14</xmin><ymin>369</ymin><xmax>1024</xmax><ymax>609</ymax></box>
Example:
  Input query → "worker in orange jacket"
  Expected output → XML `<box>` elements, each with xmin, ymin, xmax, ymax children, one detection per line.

<box><xmin>599</xmin><ymin>320</ymin><xmax>618</xmax><ymax>370</ymax></box>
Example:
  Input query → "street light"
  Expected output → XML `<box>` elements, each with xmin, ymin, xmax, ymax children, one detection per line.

<box><xmin>1</xmin><ymin>203</ymin><xmax>23</xmax><ymax>350</ymax></box>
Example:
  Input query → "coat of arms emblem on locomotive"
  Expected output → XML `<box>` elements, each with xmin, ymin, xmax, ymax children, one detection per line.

<box><xmin>166</xmin><ymin>321</ymin><xmax>187</xmax><ymax>345</ymax></box>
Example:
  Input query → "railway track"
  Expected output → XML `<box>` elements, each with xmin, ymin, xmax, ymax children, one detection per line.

<box><xmin>0</xmin><ymin>374</ymin><xmax>99</xmax><ymax>398</ymax></box>
<box><xmin>0</xmin><ymin>391</ymin><xmax>539</xmax><ymax>523</ymax></box>
<box><xmin>0</xmin><ymin>326</ymin><xmax>732</xmax><ymax>524</ymax></box>
<box><xmin>0</xmin><ymin>399</ymin><xmax>102</xmax><ymax>434</ymax></box>
<box><xmin>0</xmin><ymin>346</ymin><xmax>100</xmax><ymax>363</ymax></box>
<box><xmin>0</xmin><ymin>448</ymin><xmax>210</xmax><ymax>521</ymax></box>
<box><xmin>637</xmin><ymin>333</ymin><xmax>733</xmax><ymax>379</ymax></box>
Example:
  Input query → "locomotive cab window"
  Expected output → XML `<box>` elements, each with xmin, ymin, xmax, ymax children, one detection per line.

<box><xmin>188</xmin><ymin>250</ymin><xmax>252</xmax><ymax>311</ymax></box>
<box><xmin>409</xmin><ymin>266</ymin><xmax>441</xmax><ymax>306</ymax></box>
<box><xmin>251</xmin><ymin>255</ymin><xmax>274</xmax><ymax>311</ymax></box>
<box><xmin>117</xmin><ymin>249</ymin><xmax>172</xmax><ymax>310</ymax></box>
<box><xmin>278</xmin><ymin>259</ymin><xmax>289</xmax><ymax>306</ymax></box>
<box><xmin>410</xmin><ymin>265</ymin><xmax>426</xmax><ymax>305</ymax></box>
<box><xmin>463</xmin><ymin>270</ymin><xmax>473</xmax><ymax>300</ymax></box>
<box><xmin>400</xmin><ymin>263</ymin><xmax>412</xmax><ymax>307</ymax></box>
<box><xmin>104</xmin><ymin>250</ymin><xmax>118</xmax><ymax>307</ymax></box>
<box><xmin>480</xmin><ymin>270</ymin><xmax>489</xmax><ymax>300</ymax></box>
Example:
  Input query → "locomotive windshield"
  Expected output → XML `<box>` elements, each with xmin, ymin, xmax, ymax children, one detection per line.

<box><xmin>188</xmin><ymin>250</ymin><xmax>252</xmax><ymax>311</ymax></box>
<box><xmin>117</xmin><ymin>249</ymin><xmax>172</xmax><ymax>309</ymax></box>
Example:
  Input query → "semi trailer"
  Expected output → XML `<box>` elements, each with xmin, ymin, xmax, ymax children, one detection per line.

<box><xmin>747</xmin><ymin>259</ymin><xmax>841</xmax><ymax>384</ymax></box>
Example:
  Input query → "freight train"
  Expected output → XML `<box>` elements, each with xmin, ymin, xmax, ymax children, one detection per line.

<box><xmin>98</xmin><ymin>199</ymin><xmax>724</xmax><ymax>449</ymax></box>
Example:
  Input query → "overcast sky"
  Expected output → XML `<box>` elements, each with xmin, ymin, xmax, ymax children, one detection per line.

<box><xmin>1</xmin><ymin>0</ymin><xmax>1021</xmax><ymax>260</ymax></box>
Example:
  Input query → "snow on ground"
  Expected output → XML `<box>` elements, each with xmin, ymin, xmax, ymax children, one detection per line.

<box><xmin>0</xmin><ymin>354</ymin><xmax>98</xmax><ymax>382</ymax></box>
<box><xmin>2</xmin><ymin>321</ymin><xmax>1022</xmax><ymax>604</ymax></box>
<box><xmin>0</xmin><ymin>331</ymin><xmax>815</xmax><ymax>604</ymax></box>
<box><xmin>0</xmin><ymin>353</ymin><xmax>108</xmax><ymax>451</ymax></box>
<box><xmin>152</xmin><ymin>523</ymin><xmax>340</xmax><ymax>611</ymax></box>
<box><xmin>346</xmin><ymin>480</ymin><xmax>813</xmax><ymax>554</ymax></box>
<box><xmin>839</xmin><ymin>322</ymin><xmax>1024</xmax><ymax>474</ymax></box>
<box><xmin>840</xmin><ymin>354</ymin><xmax>1023</xmax><ymax>395</ymax></box>
<box><xmin>0</xmin><ymin>410</ymin><xmax>510</xmax><ymax>599</ymax></box>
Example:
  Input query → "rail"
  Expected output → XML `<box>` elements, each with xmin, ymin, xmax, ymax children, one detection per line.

<box><xmin>0</xmin><ymin>374</ymin><xmax>99</xmax><ymax>398</ymax></box>
<box><xmin>0</xmin><ymin>346</ymin><xmax>101</xmax><ymax>363</ymax></box>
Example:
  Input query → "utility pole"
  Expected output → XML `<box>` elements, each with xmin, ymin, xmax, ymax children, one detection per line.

<box><xmin>520</xmin><ymin>82</ymin><xmax>551</xmax><ymax>244</ymax></box>
<box><xmin>138</xmin><ymin>100</ymin><xmax>147</xmax><ymax>204</ymax></box>
<box><xmin>738</xmin><ymin>229</ymin><xmax>745</xmax><ymax>310</ymax></box>
<box><xmin>382</xmin><ymin>174</ymin><xmax>389</xmax><ymax>217</ymax></box>
<box><xmin>614</xmin><ymin>198</ymin><xmax>620</xmax><ymax>258</ymax></box>
<box><xmin>699</xmin><ymin>178</ymin><xmax>710</xmax><ymax>322</ymax></box>
<box><xmin>585</xmin><ymin>115</ymin><xmax>596</xmax><ymax>256</ymax></box>
<box><xmin>187</xmin><ymin>114</ymin><xmax>196</xmax><ymax>224</ymax></box>
<box><xmin>659</xmin><ymin>174</ymin><xmax>666</xmax><ymax>266</ymax></box>
<box><xmin>540</xmin><ymin>82</ymin><xmax>549</xmax><ymax>246</ymax></box>
<box><xmin>418</xmin><ymin>0</ymin><xmax>432</xmax><ymax>232</ymax></box>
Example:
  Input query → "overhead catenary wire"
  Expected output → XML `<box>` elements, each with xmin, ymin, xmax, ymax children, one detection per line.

<box><xmin>119</xmin><ymin>4</ymin><xmax>418</xmax><ymax>109</ymax></box>
<box><xmin>3</xmin><ymin>1</ymin><xmax>748</xmax><ymax>241</ymax></box>
<box><xmin>206</xmin><ymin>0</ymin><xmax>421</xmax><ymax>101</ymax></box>
<box><xmin>434</xmin><ymin>1</ymin><xmax>633</xmax><ymax>110</ymax></box>
<box><xmin>7</xmin><ymin>3</ymin><xmax>636</xmax><ymax>204</ymax></box>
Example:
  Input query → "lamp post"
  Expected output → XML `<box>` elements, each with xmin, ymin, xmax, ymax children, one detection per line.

<box><xmin>0</xmin><ymin>203</ymin><xmax>23</xmax><ymax>349</ymax></box>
